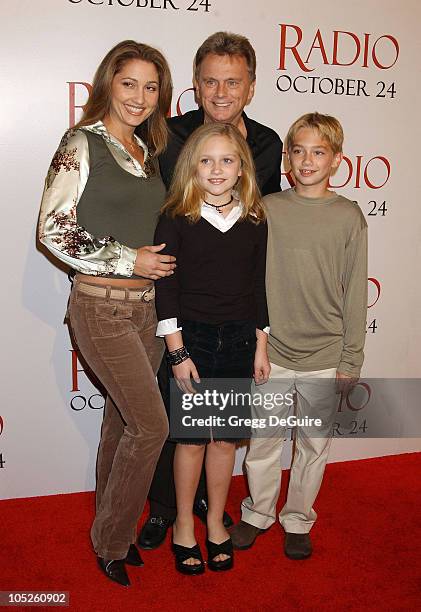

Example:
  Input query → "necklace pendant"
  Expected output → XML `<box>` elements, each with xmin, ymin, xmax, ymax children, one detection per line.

<box><xmin>203</xmin><ymin>194</ymin><xmax>234</xmax><ymax>213</ymax></box>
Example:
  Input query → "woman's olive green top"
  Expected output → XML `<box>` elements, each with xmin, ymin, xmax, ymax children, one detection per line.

<box><xmin>39</xmin><ymin>121</ymin><xmax>166</xmax><ymax>278</ymax></box>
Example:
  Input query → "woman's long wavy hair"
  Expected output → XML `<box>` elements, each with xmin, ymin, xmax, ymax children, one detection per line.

<box><xmin>75</xmin><ymin>40</ymin><xmax>172</xmax><ymax>154</ymax></box>
<box><xmin>162</xmin><ymin>123</ymin><xmax>264</xmax><ymax>223</ymax></box>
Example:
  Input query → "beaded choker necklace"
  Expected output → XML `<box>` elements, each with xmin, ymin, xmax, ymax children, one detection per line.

<box><xmin>203</xmin><ymin>195</ymin><xmax>234</xmax><ymax>214</ymax></box>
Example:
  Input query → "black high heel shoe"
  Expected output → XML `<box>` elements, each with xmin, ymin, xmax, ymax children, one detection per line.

<box><xmin>206</xmin><ymin>537</ymin><xmax>234</xmax><ymax>571</ymax></box>
<box><xmin>97</xmin><ymin>557</ymin><xmax>130</xmax><ymax>587</ymax></box>
<box><xmin>172</xmin><ymin>543</ymin><xmax>205</xmax><ymax>575</ymax></box>
<box><xmin>125</xmin><ymin>544</ymin><xmax>144</xmax><ymax>567</ymax></box>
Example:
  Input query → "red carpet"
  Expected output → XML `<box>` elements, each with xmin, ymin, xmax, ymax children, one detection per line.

<box><xmin>1</xmin><ymin>453</ymin><xmax>420</xmax><ymax>611</ymax></box>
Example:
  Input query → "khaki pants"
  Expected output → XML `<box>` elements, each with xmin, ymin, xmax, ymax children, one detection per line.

<box><xmin>241</xmin><ymin>363</ymin><xmax>338</xmax><ymax>534</ymax></box>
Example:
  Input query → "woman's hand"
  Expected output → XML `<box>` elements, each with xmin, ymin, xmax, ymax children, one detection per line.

<box><xmin>254</xmin><ymin>329</ymin><xmax>271</xmax><ymax>385</ymax></box>
<box><xmin>172</xmin><ymin>358</ymin><xmax>201</xmax><ymax>394</ymax></box>
<box><xmin>134</xmin><ymin>243</ymin><xmax>176</xmax><ymax>279</ymax></box>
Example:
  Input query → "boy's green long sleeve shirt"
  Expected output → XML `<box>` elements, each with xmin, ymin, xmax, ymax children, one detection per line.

<box><xmin>264</xmin><ymin>188</ymin><xmax>368</xmax><ymax>377</ymax></box>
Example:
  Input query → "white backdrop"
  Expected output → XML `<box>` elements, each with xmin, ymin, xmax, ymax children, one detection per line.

<box><xmin>1</xmin><ymin>0</ymin><xmax>420</xmax><ymax>500</ymax></box>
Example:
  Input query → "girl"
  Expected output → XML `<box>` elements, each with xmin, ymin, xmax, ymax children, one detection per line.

<box><xmin>154</xmin><ymin>122</ymin><xmax>270</xmax><ymax>574</ymax></box>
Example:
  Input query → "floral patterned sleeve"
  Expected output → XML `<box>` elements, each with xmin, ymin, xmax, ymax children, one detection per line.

<box><xmin>38</xmin><ymin>129</ymin><xmax>137</xmax><ymax>276</ymax></box>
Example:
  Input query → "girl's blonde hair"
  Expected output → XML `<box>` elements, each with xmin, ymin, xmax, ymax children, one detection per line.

<box><xmin>162</xmin><ymin>123</ymin><xmax>264</xmax><ymax>223</ymax></box>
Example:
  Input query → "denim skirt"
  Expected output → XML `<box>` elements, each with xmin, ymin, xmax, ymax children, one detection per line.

<box><xmin>169</xmin><ymin>319</ymin><xmax>257</xmax><ymax>445</ymax></box>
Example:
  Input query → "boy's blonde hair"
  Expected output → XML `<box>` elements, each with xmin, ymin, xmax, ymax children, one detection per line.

<box><xmin>162</xmin><ymin>123</ymin><xmax>264</xmax><ymax>223</ymax></box>
<box><xmin>285</xmin><ymin>112</ymin><xmax>344</xmax><ymax>155</ymax></box>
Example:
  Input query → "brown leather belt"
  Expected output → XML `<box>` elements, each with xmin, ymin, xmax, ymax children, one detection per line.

<box><xmin>76</xmin><ymin>282</ymin><xmax>155</xmax><ymax>303</ymax></box>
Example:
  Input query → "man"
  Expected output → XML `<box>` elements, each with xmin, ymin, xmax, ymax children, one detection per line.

<box><xmin>138</xmin><ymin>31</ymin><xmax>282</xmax><ymax>550</ymax></box>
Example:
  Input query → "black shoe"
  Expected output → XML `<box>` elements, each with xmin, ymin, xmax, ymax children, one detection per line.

<box><xmin>172</xmin><ymin>542</ymin><xmax>205</xmax><ymax>575</ymax></box>
<box><xmin>125</xmin><ymin>544</ymin><xmax>144</xmax><ymax>567</ymax></box>
<box><xmin>97</xmin><ymin>557</ymin><xmax>130</xmax><ymax>587</ymax></box>
<box><xmin>138</xmin><ymin>515</ymin><xmax>172</xmax><ymax>550</ymax></box>
<box><xmin>193</xmin><ymin>498</ymin><xmax>234</xmax><ymax>529</ymax></box>
<box><xmin>284</xmin><ymin>532</ymin><xmax>313</xmax><ymax>560</ymax></box>
<box><xmin>206</xmin><ymin>537</ymin><xmax>234</xmax><ymax>572</ymax></box>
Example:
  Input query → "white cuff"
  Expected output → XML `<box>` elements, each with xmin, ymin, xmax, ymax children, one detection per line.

<box><xmin>156</xmin><ymin>318</ymin><xmax>182</xmax><ymax>337</ymax></box>
<box><xmin>263</xmin><ymin>326</ymin><xmax>270</xmax><ymax>335</ymax></box>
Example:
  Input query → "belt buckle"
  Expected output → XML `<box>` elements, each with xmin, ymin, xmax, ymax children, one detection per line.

<box><xmin>141</xmin><ymin>286</ymin><xmax>155</xmax><ymax>303</ymax></box>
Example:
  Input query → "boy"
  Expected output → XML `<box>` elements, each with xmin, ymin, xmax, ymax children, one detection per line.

<box><xmin>230</xmin><ymin>113</ymin><xmax>367</xmax><ymax>559</ymax></box>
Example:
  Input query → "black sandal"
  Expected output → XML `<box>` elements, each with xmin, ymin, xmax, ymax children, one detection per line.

<box><xmin>172</xmin><ymin>543</ymin><xmax>205</xmax><ymax>575</ymax></box>
<box><xmin>206</xmin><ymin>537</ymin><xmax>234</xmax><ymax>571</ymax></box>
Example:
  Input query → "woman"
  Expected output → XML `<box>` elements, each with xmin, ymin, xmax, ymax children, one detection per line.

<box><xmin>39</xmin><ymin>40</ymin><xmax>174</xmax><ymax>587</ymax></box>
<box><xmin>154</xmin><ymin>123</ymin><xmax>270</xmax><ymax>574</ymax></box>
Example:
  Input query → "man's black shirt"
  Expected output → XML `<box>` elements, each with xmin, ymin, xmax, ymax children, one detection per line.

<box><xmin>158</xmin><ymin>108</ymin><xmax>283</xmax><ymax>196</ymax></box>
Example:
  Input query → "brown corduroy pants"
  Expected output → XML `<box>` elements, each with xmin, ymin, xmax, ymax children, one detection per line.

<box><xmin>68</xmin><ymin>279</ymin><xmax>168</xmax><ymax>559</ymax></box>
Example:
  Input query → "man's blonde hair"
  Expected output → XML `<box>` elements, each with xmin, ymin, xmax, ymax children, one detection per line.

<box><xmin>162</xmin><ymin>123</ymin><xmax>264</xmax><ymax>223</ymax></box>
<box><xmin>285</xmin><ymin>112</ymin><xmax>344</xmax><ymax>155</ymax></box>
<box><xmin>193</xmin><ymin>31</ymin><xmax>256</xmax><ymax>82</ymax></box>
